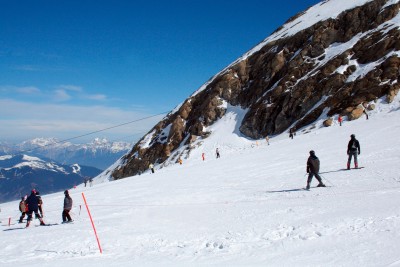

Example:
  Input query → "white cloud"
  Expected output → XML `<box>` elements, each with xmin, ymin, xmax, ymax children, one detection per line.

<box><xmin>0</xmin><ymin>85</ymin><xmax>41</xmax><ymax>94</ymax></box>
<box><xmin>16</xmin><ymin>86</ymin><xmax>41</xmax><ymax>94</ymax></box>
<box><xmin>85</xmin><ymin>94</ymin><xmax>107</xmax><ymax>101</ymax></box>
<box><xmin>0</xmin><ymin>99</ymin><xmax>164</xmax><ymax>143</ymax></box>
<box><xmin>53</xmin><ymin>89</ymin><xmax>71</xmax><ymax>101</ymax></box>
<box><xmin>57</xmin><ymin>85</ymin><xmax>82</xmax><ymax>92</ymax></box>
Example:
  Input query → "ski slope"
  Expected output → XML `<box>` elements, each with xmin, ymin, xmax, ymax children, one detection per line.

<box><xmin>1</xmin><ymin>95</ymin><xmax>400</xmax><ymax>266</ymax></box>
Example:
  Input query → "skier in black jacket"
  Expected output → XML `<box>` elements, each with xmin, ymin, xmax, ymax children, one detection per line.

<box><xmin>26</xmin><ymin>190</ymin><xmax>45</xmax><ymax>227</ymax></box>
<box><xmin>306</xmin><ymin>150</ymin><xmax>325</xmax><ymax>190</ymax></box>
<box><xmin>347</xmin><ymin>134</ymin><xmax>361</xmax><ymax>169</ymax></box>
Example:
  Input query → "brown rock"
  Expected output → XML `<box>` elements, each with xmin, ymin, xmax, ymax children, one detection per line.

<box><xmin>323</xmin><ymin>117</ymin><xmax>334</xmax><ymax>127</ymax></box>
<box><xmin>348</xmin><ymin>108</ymin><xmax>364</xmax><ymax>120</ymax></box>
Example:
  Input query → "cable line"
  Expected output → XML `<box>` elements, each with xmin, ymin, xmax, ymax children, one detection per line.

<box><xmin>22</xmin><ymin>110</ymin><xmax>169</xmax><ymax>154</ymax></box>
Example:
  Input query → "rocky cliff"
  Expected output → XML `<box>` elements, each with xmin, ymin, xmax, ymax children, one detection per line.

<box><xmin>110</xmin><ymin>0</ymin><xmax>400</xmax><ymax>180</ymax></box>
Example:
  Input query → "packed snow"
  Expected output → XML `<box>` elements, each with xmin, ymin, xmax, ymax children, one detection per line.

<box><xmin>1</xmin><ymin>93</ymin><xmax>400</xmax><ymax>266</ymax></box>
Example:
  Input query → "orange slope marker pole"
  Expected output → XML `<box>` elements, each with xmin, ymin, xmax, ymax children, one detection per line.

<box><xmin>82</xmin><ymin>193</ymin><xmax>103</xmax><ymax>254</ymax></box>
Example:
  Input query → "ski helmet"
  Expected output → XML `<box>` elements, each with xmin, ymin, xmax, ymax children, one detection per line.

<box><xmin>309</xmin><ymin>150</ymin><xmax>315</xmax><ymax>155</ymax></box>
<box><xmin>351</xmin><ymin>134</ymin><xmax>355</xmax><ymax>138</ymax></box>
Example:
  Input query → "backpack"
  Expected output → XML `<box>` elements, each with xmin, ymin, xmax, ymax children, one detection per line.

<box><xmin>351</xmin><ymin>140</ymin><xmax>357</xmax><ymax>150</ymax></box>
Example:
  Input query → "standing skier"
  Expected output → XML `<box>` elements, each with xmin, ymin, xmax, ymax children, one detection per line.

<box><xmin>347</xmin><ymin>134</ymin><xmax>361</xmax><ymax>169</ymax></box>
<box><xmin>25</xmin><ymin>190</ymin><xmax>45</xmax><ymax>227</ymax></box>
<box><xmin>62</xmin><ymin>190</ymin><xmax>73</xmax><ymax>223</ymax></box>
<box><xmin>306</xmin><ymin>150</ymin><xmax>326</xmax><ymax>190</ymax></box>
<box><xmin>202</xmin><ymin>153</ymin><xmax>205</xmax><ymax>161</ymax></box>
<box><xmin>265</xmin><ymin>135</ymin><xmax>270</xmax><ymax>145</ymax></box>
<box><xmin>149</xmin><ymin>163</ymin><xmax>155</xmax><ymax>173</ymax></box>
<box><xmin>289</xmin><ymin>128</ymin><xmax>296</xmax><ymax>139</ymax></box>
<box><xmin>338</xmin><ymin>115</ymin><xmax>343</xmax><ymax>126</ymax></box>
<box><xmin>216</xmin><ymin>148</ymin><xmax>220</xmax><ymax>158</ymax></box>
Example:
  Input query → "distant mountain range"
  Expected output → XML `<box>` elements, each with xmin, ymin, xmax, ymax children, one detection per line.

<box><xmin>0</xmin><ymin>154</ymin><xmax>102</xmax><ymax>203</ymax></box>
<box><xmin>0</xmin><ymin>138</ymin><xmax>133</xmax><ymax>170</ymax></box>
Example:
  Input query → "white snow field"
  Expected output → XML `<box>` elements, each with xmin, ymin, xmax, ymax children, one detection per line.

<box><xmin>1</xmin><ymin>94</ymin><xmax>400</xmax><ymax>267</ymax></box>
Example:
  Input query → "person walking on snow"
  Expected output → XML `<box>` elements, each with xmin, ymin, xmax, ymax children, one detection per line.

<box><xmin>347</xmin><ymin>134</ymin><xmax>361</xmax><ymax>169</ymax></box>
<box><xmin>216</xmin><ymin>148</ymin><xmax>220</xmax><ymax>158</ymax></box>
<box><xmin>149</xmin><ymin>163</ymin><xmax>155</xmax><ymax>173</ymax></box>
<box><xmin>289</xmin><ymin>128</ymin><xmax>295</xmax><ymax>139</ymax></box>
<box><xmin>25</xmin><ymin>190</ymin><xmax>45</xmax><ymax>227</ymax></box>
<box><xmin>306</xmin><ymin>150</ymin><xmax>325</xmax><ymax>190</ymax></box>
<box><xmin>62</xmin><ymin>190</ymin><xmax>73</xmax><ymax>223</ymax></box>
<box><xmin>338</xmin><ymin>115</ymin><xmax>343</xmax><ymax>126</ymax></box>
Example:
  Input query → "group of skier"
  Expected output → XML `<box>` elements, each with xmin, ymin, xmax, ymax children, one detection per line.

<box><xmin>18</xmin><ymin>189</ymin><xmax>74</xmax><ymax>227</ymax></box>
<box><xmin>306</xmin><ymin>134</ymin><xmax>361</xmax><ymax>189</ymax></box>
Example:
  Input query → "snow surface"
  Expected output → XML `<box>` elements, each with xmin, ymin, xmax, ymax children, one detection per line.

<box><xmin>1</xmin><ymin>94</ymin><xmax>400</xmax><ymax>266</ymax></box>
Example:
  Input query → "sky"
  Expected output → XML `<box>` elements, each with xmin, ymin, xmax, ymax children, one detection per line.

<box><xmin>0</xmin><ymin>0</ymin><xmax>321</xmax><ymax>143</ymax></box>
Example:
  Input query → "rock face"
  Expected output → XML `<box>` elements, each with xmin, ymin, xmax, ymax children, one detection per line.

<box><xmin>111</xmin><ymin>0</ymin><xmax>400</xmax><ymax>180</ymax></box>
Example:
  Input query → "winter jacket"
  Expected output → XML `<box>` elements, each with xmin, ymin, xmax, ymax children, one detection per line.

<box><xmin>26</xmin><ymin>193</ymin><xmax>39</xmax><ymax>211</ymax></box>
<box><xmin>64</xmin><ymin>195</ymin><xmax>73</xmax><ymax>210</ymax></box>
<box><xmin>307</xmin><ymin>155</ymin><xmax>320</xmax><ymax>174</ymax></box>
<box><xmin>347</xmin><ymin>138</ymin><xmax>361</xmax><ymax>154</ymax></box>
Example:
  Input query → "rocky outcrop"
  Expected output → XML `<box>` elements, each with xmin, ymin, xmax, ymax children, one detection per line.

<box><xmin>111</xmin><ymin>0</ymin><xmax>400</xmax><ymax>180</ymax></box>
<box><xmin>323</xmin><ymin>118</ymin><xmax>334</xmax><ymax>127</ymax></box>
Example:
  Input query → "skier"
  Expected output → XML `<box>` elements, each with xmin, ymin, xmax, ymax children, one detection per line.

<box><xmin>347</xmin><ymin>134</ymin><xmax>361</xmax><ymax>169</ymax></box>
<box><xmin>216</xmin><ymin>148</ymin><xmax>220</xmax><ymax>158</ymax></box>
<box><xmin>289</xmin><ymin>128</ymin><xmax>295</xmax><ymax>139</ymax></box>
<box><xmin>25</xmin><ymin>190</ymin><xmax>45</xmax><ymax>227</ymax></box>
<box><xmin>178</xmin><ymin>157</ymin><xmax>183</xmax><ymax>165</ymax></box>
<box><xmin>265</xmin><ymin>135</ymin><xmax>270</xmax><ymax>145</ymax></box>
<box><xmin>36</xmin><ymin>191</ymin><xmax>43</xmax><ymax>218</ymax></box>
<box><xmin>306</xmin><ymin>150</ymin><xmax>326</xmax><ymax>190</ymax></box>
<box><xmin>62</xmin><ymin>190</ymin><xmax>73</xmax><ymax>223</ymax></box>
<box><xmin>89</xmin><ymin>178</ymin><xmax>93</xmax><ymax>187</ymax></box>
<box><xmin>149</xmin><ymin>163</ymin><xmax>155</xmax><ymax>173</ymax></box>
<box><xmin>84</xmin><ymin>178</ymin><xmax>87</xmax><ymax>187</ymax></box>
<box><xmin>18</xmin><ymin>197</ymin><xmax>27</xmax><ymax>223</ymax></box>
<box><xmin>338</xmin><ymin>115</ymin><xmax>343</xmax><ymax>126</ymax></box>
<box><xmin>202</xmin><ymin>153</ymin><xmax>205</xmax><ymax>161</ymax></box>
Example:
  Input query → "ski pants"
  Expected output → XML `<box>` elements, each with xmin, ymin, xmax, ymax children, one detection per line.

<box><xmin>307</xmin><ymin>172</ymin><xmax>323</xmax><ymax>185</ymax></box>
<box><xmin>62</xmin><ymin>209</ymin><xmax>72</xmax><ymax>222</ymax></box>
<box><xmin>347</xmin><ymin>150</ymin><xmax>358</xmax><ymax>166</ymax></box>
<box><xmin>27</xmin><ymin>209</ymin><xmax>41</xmax><ymax>221</ymax></box>
<box><xmin>19</xmin><ymin>212</ymin><xmax>26</xmax><ymax>222</ymax></box>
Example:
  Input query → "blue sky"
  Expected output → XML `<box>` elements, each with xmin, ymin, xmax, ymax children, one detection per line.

<box><xmin>0</xmin><ymin>0</ymin><xmax>320</xmax><ymax>143</ymax></box>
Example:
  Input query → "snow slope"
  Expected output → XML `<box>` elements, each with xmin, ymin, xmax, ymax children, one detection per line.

<box><xmin>1</xmin><ymin>94</ymin><xmax>400</xmax><ymax>266</ymax></box>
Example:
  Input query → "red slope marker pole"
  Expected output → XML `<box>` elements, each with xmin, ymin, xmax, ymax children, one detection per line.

<box><xmin>82</xmin><ymin>193</ymin><xmax>103</xmax><ymax>254</ymax></box>
<box><xmin>8</xmin><ymin>217</ymin><xmax>11</xmax><ymax>226</ymax></box>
